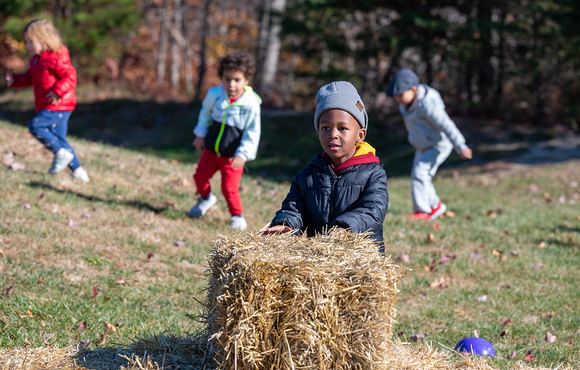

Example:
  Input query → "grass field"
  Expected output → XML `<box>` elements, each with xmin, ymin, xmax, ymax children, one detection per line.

<box><xmin>0</xmin><ymin>87</ymin><xmax>579</xmax><ymax>369</ymax></box>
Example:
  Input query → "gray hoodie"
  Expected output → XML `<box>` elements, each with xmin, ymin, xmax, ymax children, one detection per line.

<box><xmin>399</xmin><ymin>84</ymin><xmax>468</xmax><ymax>154</ymax></box>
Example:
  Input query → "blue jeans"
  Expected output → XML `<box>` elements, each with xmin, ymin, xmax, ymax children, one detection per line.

<box><xmin>28</xmin><ymin>110</ymin><xmax>81</xmax><ymax>171</ymax></box>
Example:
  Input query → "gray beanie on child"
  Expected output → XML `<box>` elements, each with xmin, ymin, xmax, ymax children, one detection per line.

<box><xmin>314</xmin><ymin>81</ymin><xmax>368</xmax><ymax>131</ymax></box>
<box><xmin>386</xmin><ymin>69</ymin><xmax>419</xmax><ymax>97</ymax></box>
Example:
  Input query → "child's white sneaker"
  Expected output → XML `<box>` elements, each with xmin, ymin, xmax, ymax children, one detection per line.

<box><xmin>49</xmin><ymin>148</ymin><xmax>74</xmax><ymax>173</ymax></box>
<box><xmin>230</xmin><ymin>215</ymin><xmax>247</xmax><ymax>230</ymax></box>
<box><xmin>189</xmin><ymin>193</ymin><xmax>217</xmax><ymax>218</ymax></box>
<box><xmin>71</xmin><ymin>167</ymin><xmax>90</xmax><ymax>182</ymax></box>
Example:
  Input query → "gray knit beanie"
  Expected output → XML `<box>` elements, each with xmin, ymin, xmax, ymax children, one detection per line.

<box><xmin>385</xmin><ymin>69</ymin><xmax>419</xmax><ymax>97</ymax></box>
<box><xmin>314</xmin><ymin>81</ymin><xmax>368</xmax><ymax>131</ymax></box>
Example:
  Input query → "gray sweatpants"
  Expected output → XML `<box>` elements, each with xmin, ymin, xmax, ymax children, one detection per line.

<box><xmin>411</xmin><ymin>141</ymin><xmax>453</xmax><ymax>213</ymax></box>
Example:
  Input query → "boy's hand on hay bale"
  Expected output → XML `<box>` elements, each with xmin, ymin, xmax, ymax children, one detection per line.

<box><xmin>330</xmin><ymin>227</ymin><xmax>347</xmax><ymax>234</ymax></box>
<box><xmin>259</xmin><ymin>224</ymin><xmax>292</xmax><ymax>234</ymax></box>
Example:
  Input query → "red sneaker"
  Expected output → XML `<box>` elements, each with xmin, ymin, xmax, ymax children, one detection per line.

<box><xmin>429</xmin><ymin>202</ymin><xmax>447</xmax><ymax>220</ymax></box>
<box><xmin>407</xmin><ymin>212</ymin><xmax>431</xmax><ymax>220</ymax></box>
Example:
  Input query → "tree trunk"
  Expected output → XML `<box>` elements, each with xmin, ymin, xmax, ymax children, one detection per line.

<box><xmin>170</xmin><ymin>0</ymin><xmax>183</xmax><ymax>89</ymax></box>
<box><xmin>183</xmin><ymin>5</ymin><xmax>195</xmax><ymax>96</ymax></box>
<box><xmin>258</xmin><ymin>0</ymin><xmax>286</xmax><ymax>96</ymax></box>
<box><xmin>195</xmin><ymin>0</ymin><xmax>211</xmax><ymax>101</ymax></box>
<box><xmin>157</xmin><ymin>0</ymin><xmax>170</xmax><ymax>87</ymax></box>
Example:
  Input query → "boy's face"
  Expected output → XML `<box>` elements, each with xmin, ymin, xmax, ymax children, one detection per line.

<box><xmin>394</xmin><ymin>86</ymin><xmax>418</xmax><ymax>105</ymax></box>
<box><xmin>318</xmin><ymin>109</ymin><xmax>366</xmax><ymax>167</ymax></box>
<box><xmin>222</xmin><ymin>69</ymin><xmax>249</xmax><ymax>100</ymax></box>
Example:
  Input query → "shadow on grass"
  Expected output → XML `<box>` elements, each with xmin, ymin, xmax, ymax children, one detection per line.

<box><xmin>28</xmin><ymin>181</ymin><xmax>178</xmax><ymax>216</ymax></box>
<box><xmin>2</xmin><ymin>97</ymin><xmax>579</xmax><ymax>182</ymax></box>
<box><xmin>71</xmin><ymin>333</ymin><xmax>212</xmax><ymax>370</ymax></box>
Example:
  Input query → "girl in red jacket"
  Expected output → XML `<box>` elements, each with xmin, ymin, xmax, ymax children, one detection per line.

<box><xmin>6</xmin><ymin>19</ymin><xmax>89</xmax><ymax>182</ymax></box>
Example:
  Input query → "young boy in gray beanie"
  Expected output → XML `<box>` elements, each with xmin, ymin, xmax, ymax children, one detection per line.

<box><xmin>261</xmin><ymin>81</ymin><xmax>389</xmax><ymax>247</ymax></box>
<box><xmin>386</xmin><ymin>69</ymin><xmax>472</xmax><ymax>220</ymax></box>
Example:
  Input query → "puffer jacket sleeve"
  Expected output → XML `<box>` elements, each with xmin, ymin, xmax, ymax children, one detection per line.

<box><xmin>332</xmin><ymin>164</ymin><xmax>388</xmax><ymax>234</ymax></box>
<box><xmin>11</xmin><ymin>69</ymin><xmax>33</xmax><ymax>88</ymax></box>
<box><xmin>193</xmin><ymin>87</ymin><xmax>219</xmax><ymax>138</ymax></box>
<box><xmin>235</xmin><ymin>106</ymin><xmax>261</xmax><ymax>162</ymax></box>
<box><xmin>270</xmin><ymin>175</ymin><xmax>305</xmax><ymax>230</ymax></box>
<box><xmin>49</xmin><ymin>52</ymin><xmax>77</xmax><ymax>98</ymax></box>
<box><xmin>420</xmin><ymin>91</ymin><xmax>468</xmax><ymax>154</ymax></box>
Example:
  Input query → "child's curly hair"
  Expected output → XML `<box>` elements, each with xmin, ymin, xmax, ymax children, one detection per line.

<box><xmin>217</xmin><ymin>51</ymin><xmax>256</xmax><ymax>81</ymax></box>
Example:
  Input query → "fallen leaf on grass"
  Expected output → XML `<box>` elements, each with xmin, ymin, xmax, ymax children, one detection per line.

<box><xmin>487</xmin><ymin>210</ymin><xmax>498</xmax><ymax>219</ymax></box>
<box><xmin>81</xmin><ymin>212</ymin><xmax>91</xmax><ymax>218</ymax></box>
<box><xmin>92</xmin><ymin>286</ymin><xmax>98</xmax><ymax>299</ymax></box>
<box><xmin>78</xmin><ymin>339</ymin><xmax>90</xmax><ymax>349</ymax></box>
<box><xmin>429</xmin><ymin>277</ymin><xmax>449</xmax><ymax>289</ymax></box>
<box><xmin>4</xmin><ymin>285</ymin><xmax>13</xmax><ymax>299</ymax></box>
<box><xmin>500</xmin><ymin>329</ymin><xmax>509</xmax><ymax>337</ymax></box>
<box><xmin>524</xmin><ymin>350</ymin><xmax>534</xmax><ymax>361</ymax></box>
<box><xmin>424</xmin><ymin>260</ymin><xmax>437</xmax><ymax>272</ymax></box>
<box><xmin>21</xmin><ymin>203</ymin><xmax>31</xmax><ymax>209</ymax></box>
<box><xmin>115</xmin><ymin>278</ymin><xmax>127</xmax><ymax>285</ymax></box>
<box><xmin>453</xmin><ymin>308</ymin><xmax>466</xmax><ymax>315</ymax></box>
<box><xmin>464</xmin><ymin>215</ymin><xmax>471</xmax><ymax>221</ymax></box>
<box><xmin>534</xmin><ymin>263</ymin><xmax>545</xmax><ymax>270</ymax></box>
<box><xmin>410</xmin><ymin>333</ymin><xmax>427</xmax><ymax>342</ymax></box>
<box><xmin>104</xmin><ymin>322</ymin><xmax>117</xmax><ymax>334</ymax></box>
<box><xmin>67</xmin><ymin>219</ymin><xmax>79</xmax><ymax>227</ymax></box>
<box><xmin>542</xmin><ymin>192</ymin><xmax>551</xmax><ymax>202</ymax></box>
<box><xmin>492</xmin><ymin>249</ymin><xmax>503</xmax><ymax>256</ymax></box>
<box><xmin>440</xmin><ymin>253</ymin><xmax>456</xmax><ymax>264</ymax></box>
<box><xmin>2</xmin><ymin>152</ymin><xmax>14</xmax><ymax>166</ymax></box>
<box><xmin>425</xmin><ymin>233</ymin><xmax>435</xmax><ymax>242</ymax></box>
<box><xmin>545</xmin><ymin>332</ymin><xmax>557</xmax><ymax>343</ymax></box>
<box><xmin>473</xmin><ymin>330</ymin><xmax>479</xmax><ymax>338</ymax></box>
<box><xmin>19</xmin><ymin>309</ymin><xmax>39</xmax><ymax>318</ymax></box>
<box><xmin>510</xmin><ymin>351</ymin><xmax>517</xmax><ymax>359</ymax></box>
<box><xmin>538</xmin><ymin>241</ymin><xmax>546</xmax><ymax>249</ymax></box>
<box><xmin>146</xmin><ymin>252</ymin><xmax>155</xmax><ymax>262</ymax></box>
<box><xmin>174</xmin><ymin>241</ymin><xmax>185</xmax><ymax>247</ymax></box>
<box><xmin>477</xmin><ymin>295</ymin><xmax>487</xmax><ymax>302</ymax></box>
<box><xmin>502</xmin><ymin>319</ymin><xmax>512</xmax><ymax>327</ymax></box>
<box><xmin>99</xmin><ymin>333</ymin><xmax>108</xmax><ymax>346</ymax></box>
<box><xmin>444</xmin><ymin>210</ymin><xmax>456</xmax><ymax>218</ymax></box>
<box><xmin>78</xmin><ymin>322</ymin><xmax>87</xmax><ymax>331</ymax></box>
<box><xmin>10</xmin><ymin>162</ymin><xmax>26</xmax><ymax>171</ymax></box>
<box><xmin>398</xmin><ymin>253</ymin><xmax>410</xmax><ymax>263</ymax></box>
<box><xmin>470</xmin><ymin>251</ymin><xmax>481</xmax><ymax>259</ymax></box>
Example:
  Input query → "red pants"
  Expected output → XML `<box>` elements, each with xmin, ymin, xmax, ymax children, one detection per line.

<box><xmin>193</xmin><ymin>149</ymin><xmax>244</xmax><ymax>216</ymax></box>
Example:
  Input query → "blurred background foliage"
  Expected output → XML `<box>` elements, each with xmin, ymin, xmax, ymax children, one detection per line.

<box><xmin>1</xmin><ymin>0</ymin><xmax>580</xmax><ymax>128</ymax></box>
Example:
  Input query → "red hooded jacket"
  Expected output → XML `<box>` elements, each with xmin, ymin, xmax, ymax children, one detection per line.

<box><xmin>11</xmin><ymin>46</ymin><xmax>77</xmax><ymax>113</ymax></box>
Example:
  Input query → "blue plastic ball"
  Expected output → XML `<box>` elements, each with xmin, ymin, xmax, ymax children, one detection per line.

<box><xmin>455</xmin><ymin>337</ymin><xmax>496</xmax><ymax>356</ymax></box>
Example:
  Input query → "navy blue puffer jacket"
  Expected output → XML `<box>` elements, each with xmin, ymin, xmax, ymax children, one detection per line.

<box><xmin>271</xmin><ymin>146</ymin><xmax>388</xmax><ymax>244</ymax></box>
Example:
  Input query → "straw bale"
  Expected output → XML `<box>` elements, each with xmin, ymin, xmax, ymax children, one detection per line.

<box><xmin>201</xmin><ymin>231</ymin><xmax>403</xmax><ymax>370</ymax></box>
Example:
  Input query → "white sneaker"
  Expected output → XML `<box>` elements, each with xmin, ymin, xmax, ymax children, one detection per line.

<box><xmin>71</xmin><ymin>167</ymin><xmax>90</xmax><ymax>182</ymax></box>
<box><xmin>49</xmin><ymin>148</ymin><xmax>74</xmax><ymax>174</ymax></box>
<box><xmin>230</xmin><ymin>215</ymin><xmax>247</xmax><ymax>230</ymax></box>
<box><xmin>189</xmin><ymin>193</ymin><xmax>217</xmax><ymax>218</ymax></box>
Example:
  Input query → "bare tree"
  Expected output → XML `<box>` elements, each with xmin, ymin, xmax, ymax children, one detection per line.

<box><xmin>170</xmin><ymin>0</ymin><xmax>183</xmax><ymax>89</ymax></box>
<box><xmin>157</xmin><ymin>0</ymin><xmax>170</xmax><ymax>87</ymax></box>
<box><xmin>195</xmin><ymin>0</ymin><xmax>211</xmax><ymax>101</ymax></box>
<box><xmin>258</xmin><ymin>0</ymin><xmax>286</xmax><ymax>96</ymax></box>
